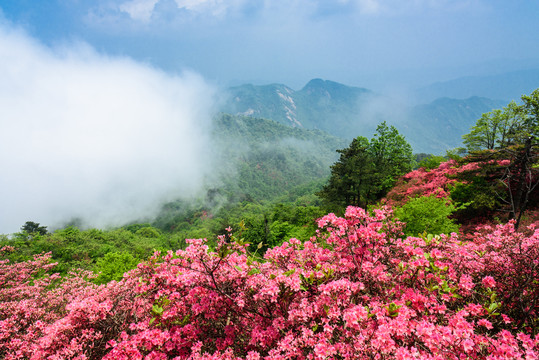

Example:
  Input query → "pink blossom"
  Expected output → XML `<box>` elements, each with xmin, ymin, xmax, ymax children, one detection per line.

<box><xmin>482</xmin><ymin>276</ymin><xmax>496</xmax><ymax>288</ymax></box>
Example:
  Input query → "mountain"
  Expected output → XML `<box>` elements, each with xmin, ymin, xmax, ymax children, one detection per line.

<box><xmin>222</xmin><ymin>79</ymin><xmax>373</xmax><ymax>132</ymax></box>
<box><xmin>211</xmin><ymin>113</ymin><xmax>348</xmax><ymax>201</ymax></box>
<box><xmin>221</xmin><ymin>79</ymin><xmax>508</xmax><ymax>154</ymax></box>
<box><xmin>152</xmin><ymin>113</ymin><xmax>348</xmax><ymax>232</ymax></box>
<box><xmin>400</xmin><ymin>97</ymin><xmax>507</xmax><ymax>154</ymax></box>
<box><xmin>415</xmin><ymin>69</ymin><xmax>539</xmax><ymax>103</ymax></box>
<box><xmin>222</xmin><ymin>83</ymin><xmax>303</xmax><ymax>127</ymax></box>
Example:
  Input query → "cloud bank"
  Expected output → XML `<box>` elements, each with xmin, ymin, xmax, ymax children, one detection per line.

<box><xmin>0</xmin><ymin>21</ymin><xmax>218</xmax><ymax>234</ymax></box>
<box><xmin>114</xmin><ymin>0</ymin><xmax>480</xmax><ymax>22</ymax></box>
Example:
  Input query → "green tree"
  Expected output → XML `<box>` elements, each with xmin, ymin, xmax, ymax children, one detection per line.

<box><xmin>20</xmin><ymin>221</ymin><xmax>48</xmax><ymax>236</ymax></box>
<box><xmin>317</xmin><ymin>136</ymin><xmax>372</xmax><ymax>210</ymax></box>
<box><xmin>16</xmin><ymin>221</ymin><xmax>48</xmax><ymax>241</ymax></box>
<box><xmin>462</xmin><ymin>106</ymin><xmax>516</xmax><ymax>151</ymax></box>
<box><xmin>461</xmin><ymin>89</ymin><xmax>539</xmax><ymax>229</ymax></box>
<box><xmin>501</xmin><ymin>89</ymin><xmax>539</xmax><ymax>227</ymax></box>
<box><xmin>417</xmin><ymin>154</ymin><xmax>446</xmax><ymax>170</ymax></box>
<box><xmin>369</xmin><ymin>122</ymin><xmax>414</xmax><ymax>199</ymax></box>
<box><xmin>318</xmin><ymin>122</ymin><xmax>413</xmax><ymax>212</ymax></box>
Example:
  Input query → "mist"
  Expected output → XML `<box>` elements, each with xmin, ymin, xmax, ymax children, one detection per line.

<box><xmin>0</xmin><ymin>22</ymin><xmax>218</xmax><ymax>234</ymax></box>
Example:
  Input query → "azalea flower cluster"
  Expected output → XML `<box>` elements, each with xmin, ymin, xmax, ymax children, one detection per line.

<box><xmin>385</xmin><ymin>160</ymin><xmax>462</xmax><ymax>205</ymax></box>
<box><xmin>1</xmin><ymin>206</ymin><xmax>538</xmax><ymax>359</ymax></box>
<box><xmin>0</xmin><ymin>247</ymin><xmax>143</xmax><ymax>359</ymax></box>
<box><xmin>385</xmin><ymin>159</ymin><xmax>511</xmax><ymax>207</ymax></box>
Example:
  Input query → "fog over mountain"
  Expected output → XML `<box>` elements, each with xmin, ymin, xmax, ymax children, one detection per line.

<box><xmin>1</xmin><ymin>0</ymin><xmax>538</xmax><ymax>233</ymax></box>
<box><xmin>0</xmin><ymin>23</ymin><xmax>218</xmax><ymax>233</ymax></box>
<box><xmin>221</xmin><ymin>79</ymin><xmax>508</xmax><ymax>154</ymax></box>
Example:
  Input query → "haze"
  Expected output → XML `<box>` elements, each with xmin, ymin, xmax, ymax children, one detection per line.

<box><xmin>2</xmin><ymin>1</ymin><xmax>538</xmax><ymax>90</ymax></box>
<box><xmin>1</xmin><ymin>0</ymin><xmax>538</xmax><ymax>233</ymax></box>
<box><xmin>0</xmin><ymin>23</ymin><xmax>217</xmax><ymax>233</ymax></box>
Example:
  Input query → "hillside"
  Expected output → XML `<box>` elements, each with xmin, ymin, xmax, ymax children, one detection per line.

<box><xmin>151</xmin><ymin>113</ymin><xmax>348</xmax><ymax>233</ymax></box>
<box><xmin>221</xmin><ymin>79</ymin><xmax>506</xmax><ymax>154</ymax></box>
<box><xmin>222</xmin><ymin>79</ymin><xmax>373</xmax><ymax>130</ymax></box>
<box><xmin>211</xmin><ymin>113</ymin><xmax>348</xmax><ymax>201</ymax></box>
<box><xmin>400</xmin><ymin>96</ymin><xmax>507</xmax><ymax>154</ymax></box>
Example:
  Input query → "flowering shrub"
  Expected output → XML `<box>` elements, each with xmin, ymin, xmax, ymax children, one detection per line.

<box><xmin>1</xmin><ymin>207</ymin><xmax>538</xmax><ymax>359</ymax></box>
<box><xmin>0</xmin><ymin>247</ymin><xmax>142</xmax><ymax>360</ymax></box>
<box><xmin>385</xmin><ymin>159</ymin><xmax>513</xmax><ymax>208</ymax></box>
<box><xmin>106</xmin><ymin>207</ymin><xmax>538</xmax><ymax>359</ymax></box>
<box><xmin>385</xmin><ymin>160</ymin><xmax>461</xmax><ymax>205</ymax></box>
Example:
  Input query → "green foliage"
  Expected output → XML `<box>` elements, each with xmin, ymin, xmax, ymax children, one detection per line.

<box><xmin>317</xmin><ymin>136</ymin><xmax>371</xmax><ymax>211</ymax></box>
<box><xmin>462</xmin><ymin>107</ymin><xmax>515</xmax><ymax>151</ymax></box>
<box><xmin>135</xmin><ymin>227</ymin><xmax>161</xmax><ymax>238</ymax></box>
<box><xmin>394</xmin><ymin>195</ymin><xmax>459</xmax><ymax>237</ymax></box>
<box><xmin>213</xmin><ymin>114</ymin><xmax>347</xmax><ymax>203</ymax></box>
<box><xmin>93</xmin><ymin>251</ymin><xmax>140</xmax><ymax>284</ymax></box>
<box><xmin>449</xmin><ymin>179</ymin><xmax>498</xmax><ymax>217</ymax></box>
<box><xmin>463</xmin><ymin>89</ymin><xmax>538</xmax><ymax>153</ymax></box>
<box><xmin>417</xmin><ymin>154</ymin><xmax>446</xmax><ymax>170</ymax></box>
<box><xmin>1</xmin><ymin>225</ymin><xmax>171</xmax><ymax>276</ymax></box>
<box><xmin>369</xmin><ymin>122</ymin><xmax>414</xmax><ymax>195</ymax></box>
<box><xmin>461</xmin><ymin>88</ymin><xmax>539</xmax><ymax>229</ymax></box>
<box><xmin>318</xmin><ymin>122</ymin><xmax>413</xmax><ymax>212</ymax></box>
<box><xmin>445</xmin><ymin>147</ymin><xmax>467</xmax><ymax>161</ymax></box>
<box><xmin>20</xmin><ymin>221</ymin><xmax>48</xmax><ymax>236</ymax></box>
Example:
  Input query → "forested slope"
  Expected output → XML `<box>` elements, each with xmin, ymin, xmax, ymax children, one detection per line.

<box><xmin>1</xmin><ymin>89</ymin><xmax>538</xmax><ymax>360</ymax></box>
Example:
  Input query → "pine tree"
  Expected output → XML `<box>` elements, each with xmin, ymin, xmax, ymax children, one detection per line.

<box><xmin>317</xmin><ymin>122</ymin><xmax>413</xmax><ymax>212</ymax></box>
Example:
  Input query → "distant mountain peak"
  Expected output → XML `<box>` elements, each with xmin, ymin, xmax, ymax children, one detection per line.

<box><xmin>303</xmin><ymin>78</ymin><xmax>369</xmax><ymax>90</ymax></box>
<box><xmin>220</xmin><ymin>78</ymin><xmax>509</xmax><ymax>154</ymax></box>
<box><xmin>303</xmin><ymin>78</ymin><xmax>326</xmax><ymax>88</ymax></box>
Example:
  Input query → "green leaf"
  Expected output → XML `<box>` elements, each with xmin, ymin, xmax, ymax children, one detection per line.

<box><xmin>181</xmin><ymin>314</ymin><xmax>191</xmax><ymax>326</ymax></box>
<box><xmin>152</xmin><ymin>304</ymin><xmax>164</xmax><ymax>315</ymax></box>
<box><xmin>284</xmin><ymin>269</ymin><xmax>296</xmax><ymax>276</ymax></box>
<box><xmin>487</xmin><ymin>302</ymin><xmax>500</xmax><ymax>313</ymax></box>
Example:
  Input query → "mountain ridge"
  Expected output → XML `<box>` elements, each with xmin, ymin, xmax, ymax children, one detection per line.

<box><xmin>220</xmin><ymin>79</ymin><xmax>508</xmax><ymax>154</ymax></box>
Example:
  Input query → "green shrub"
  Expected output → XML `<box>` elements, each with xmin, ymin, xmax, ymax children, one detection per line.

<box><xmin>93</xmin><ymin>251</ymin><xmax>140</xmax><ymax>284</ymax></box>
<box><xmin>394</xmin><ymin>195</ymin><xmax>459</xmax><ymax>237</ymax></box>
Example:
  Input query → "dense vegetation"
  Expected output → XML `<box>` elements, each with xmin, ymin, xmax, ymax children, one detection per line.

<box><xmin>1</xmin><ymin>89</ymin><xmax>538</xmax><ymax>359</ymax></box>
<box><xmin>317</xmin><ymin>122</ymin><xmax>413</xmax><ymax>211</ymax></box>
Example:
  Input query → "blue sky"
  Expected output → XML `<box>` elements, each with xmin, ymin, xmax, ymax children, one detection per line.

<box><xmin>2</xmin><ymin>0</ymin><xmax>538</xmax><ymax>90</ymax></box>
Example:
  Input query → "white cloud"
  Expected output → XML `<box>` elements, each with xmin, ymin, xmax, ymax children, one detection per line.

<box><xmin>119</xmin><ymin>0</ymin><xmax>159</xmax><ymax>21</ymax></box>
<box><xmin>175</xmin><ymin>0</ymin><xmax>214</xmax><ymax>11</ymax></box>
<box><xmin>0</xmin><ymin>21</ymin><xmax>218</xmax><ymax>233</ymax></box>
<box><xmin>331</xmin><ymin>0</ymin><xmax>480</xmax><ymax>16</ymax></box>
<box><xmin>355</xmin><ymin>0</ymin><xmax>381</xmax><ymax>14</ymax></box>
<box><xmin>118</xmin><ymin>0</ymin><xmax>248</xmax><ymax>21</ymax></box>
<box><xmin>114</xmin><ymin>0</ymin><xmax>478</xmax><ymax>24</ymax></box>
